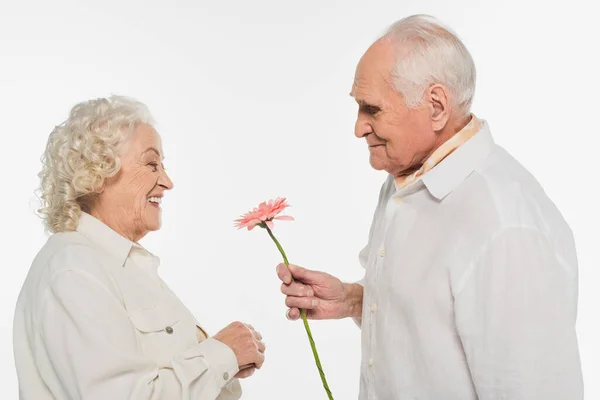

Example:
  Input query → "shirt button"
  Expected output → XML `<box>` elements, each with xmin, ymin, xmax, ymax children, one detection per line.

<box><xmin>378</xmin><ymin>248</ymin><xmax>385</xmax><ymax>257</ymax></box>
<box><xmin>368</xmin><ymin>358</ymin><xmax>374</xmax><ymax>366</ymax></box>
<box><xmin>223</xmin><ymin>372</ymin><xmax>230</xmax><ymax>381</ymax></box>
<box><xmin>395</xmin><ymin>197</ymin><xmax>403</xmax><ymax>204</ymax></box>
<box><xmin>370</xmin><ymin>303</ymin><xmax>377</xmax><ymax>312</ymax></box>
<box><xmin>165</xmin><ymin>326</ymin><xmax>174</xmax><ymax>334</ymax></box>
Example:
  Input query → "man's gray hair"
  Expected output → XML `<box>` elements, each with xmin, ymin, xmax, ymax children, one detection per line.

<box><xmin>383</xmin><ymin>14</ymin><xmax>476</xmax><ymax>116</ymax></box>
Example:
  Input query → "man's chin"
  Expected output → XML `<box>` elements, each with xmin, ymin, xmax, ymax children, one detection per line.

<box><xmin>369</xmin><ymin>156</ymin><xmax>387</xmax><ymax>172</ymax></box>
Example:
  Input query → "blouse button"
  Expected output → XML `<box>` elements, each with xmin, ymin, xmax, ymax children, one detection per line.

<box><xmin>165</xmin><ymin>326</ymin><xmax>174</xmax><ymax>334</ymax></box>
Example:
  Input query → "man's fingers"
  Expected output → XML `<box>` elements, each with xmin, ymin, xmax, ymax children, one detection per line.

<box><xmin>277</xmin><ymin>263</ymin><xmax>321</xmax><ymax>284</ymax></box>
<box><xmin>276</xmin><ymin>263</ymin><xmax>292</xmax><ymax>284</ymax></box>
<box><xmin>286</xmin><ymin>308</ymin><xmax>300</xmax><ymax>320</ymax></box>
<box><xmin>285</xmin><ymin>295</ymin><xmax>319</xmax><ymax>309</ymax></box>
<box><xmin>280</xmin><ymin>282</ymin><xmax>314</xmax><ymax>297</ymax></box>
<box><xmin>288</xmin><ymin>263</ymin><xmax>324</xmax><ymax>284</ymax></box>
<box><xmin>278</xmin><ymin>263</ymin><xmax>324</xmax><ymax>322</ymax></box>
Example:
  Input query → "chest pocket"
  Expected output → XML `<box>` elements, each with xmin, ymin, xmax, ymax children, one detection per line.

<box><xmin>128</xmin><ymin>299</ymin><xmax>198</xmax><ymax>365</ymax></box>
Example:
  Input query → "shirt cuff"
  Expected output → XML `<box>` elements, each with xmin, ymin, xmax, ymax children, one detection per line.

<box><xmin>172</xmin><ymin>337</ymin><xmax>240</xmax><ymax>394</ymax></box>
<box><xmin>219</xmin><ymin>379</ymin><xmax>242</xmax><ymax>399</ymax></box>
<box><xmin>199</xmin><ymin>338</ymin><xmax>240</xmax><ymax>385</ymax></box>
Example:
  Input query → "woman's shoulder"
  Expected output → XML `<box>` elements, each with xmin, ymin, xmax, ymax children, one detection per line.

<box><xmin>42</xmin><ymin>231</ymin><xmax>101</xmax><ymax>264</ymax></box>
<box><xmin>27</xmin><ymin>231</ymin><xmax>108</xmax><ymax>285</ymax></box>
<box><xmin>17</xmin><ymin>231</ymin><xmax>113</xmax><ymax>316</ymax></box>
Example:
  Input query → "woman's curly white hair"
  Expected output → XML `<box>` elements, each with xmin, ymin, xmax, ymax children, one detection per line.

<box><xmin>37</xmin><ymin>95</ymin><xmax>154</xmax><ymax>233</ymax></box>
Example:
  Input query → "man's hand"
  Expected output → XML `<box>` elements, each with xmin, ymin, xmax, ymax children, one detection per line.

<box><xmin>276</xmin><ymin>263</ymin><xmax>363</xmax><ymax>320</ymax></box>
<box><xmin>213</xmin><ymin>322</ymin><xmax>265</xmax><ymax>379</ymax></box>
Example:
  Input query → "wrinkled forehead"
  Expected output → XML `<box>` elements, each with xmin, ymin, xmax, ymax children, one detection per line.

<box><xmin>350</xmin><ymin>39</ymin><xmax>396</xmax><ymax>98</ymax></box>
<box><xmin>125</xmin><ymin>123</ymin><xmax>165</xmax><ymax>159</ymax></box>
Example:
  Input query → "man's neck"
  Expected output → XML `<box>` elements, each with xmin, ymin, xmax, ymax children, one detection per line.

<box><xmin>395</xmin><ymin>114</ymin><xmax>474</xmax><ymax>179</ymax></box>
<box><xmin>423</xmin><ymin>114</ymin><xmax>473</xmax><ymax>164</ymax></box>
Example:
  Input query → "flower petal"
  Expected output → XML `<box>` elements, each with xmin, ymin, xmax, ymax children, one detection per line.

<box><xmin>274</xmin><ymin>215</ymin><xmax>294</xmax><ymax>221</ymax></box>
<box><xmin>234</xmin><ymin>197</ymin><xmax>294</xmax><ymax>232</ymax></box>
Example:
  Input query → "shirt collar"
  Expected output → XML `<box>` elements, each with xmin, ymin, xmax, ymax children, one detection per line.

<box><xmin>76</xmin><ymin>212</ymin><xmax>135</xmax><ymax>266</ymax></box>
<box><xmin>395</xmin><ymin>114</ymin><xmax>481</xmax><ymax>191</ymax></box>
<box><xmin>421</xmin><ymin>120</ymin><xmax>495</xmax><ymax>200</ymax></box>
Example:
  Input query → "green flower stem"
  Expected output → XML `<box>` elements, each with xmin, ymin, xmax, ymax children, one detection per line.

<box><xmin>265</xmin><ymin>225</ymin><xmax>334</xmax><ymax>400</ymax></box>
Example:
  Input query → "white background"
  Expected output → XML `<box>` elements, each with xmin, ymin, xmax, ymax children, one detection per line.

<box><xmin>1</xmin><ymin>0</ymin><xmax>598</xmax><ymax>398</ymax></box>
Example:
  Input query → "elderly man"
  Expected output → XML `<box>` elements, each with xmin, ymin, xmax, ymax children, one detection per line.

<box><xmin>277</xmin><ymin>15</ymin><xmax>583</xmax><ymax>399</ymax></box>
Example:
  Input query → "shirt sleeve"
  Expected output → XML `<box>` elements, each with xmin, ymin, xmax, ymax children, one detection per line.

<box><xmin>453</xmin><ymin>226</ymin><xmax>583</xmax><ymax>399</ymax></box>
<box><xmin>38</xmin><ymin>268</ymin><xmax>241</xmax><ymax>400</ymax></box>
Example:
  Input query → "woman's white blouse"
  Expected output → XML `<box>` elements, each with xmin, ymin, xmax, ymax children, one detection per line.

<box><xmin>14</xmin><ymin>212</ymin><xmax>242</xmax><ymax>399</ymax></box>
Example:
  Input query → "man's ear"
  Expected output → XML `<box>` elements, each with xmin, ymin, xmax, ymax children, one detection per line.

<box><xmin>427</xmin><ymin>84</ymin><xmax>451</xmax><ymax>131</ymax></box>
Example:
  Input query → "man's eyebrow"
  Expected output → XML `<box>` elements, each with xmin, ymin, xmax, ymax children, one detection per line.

<box><xmin>356</xmin><ymin>99</ymin><xmax>379</xmax><ymax>108</ymax></box>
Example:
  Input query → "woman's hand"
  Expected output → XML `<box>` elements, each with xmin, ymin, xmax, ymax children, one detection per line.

<box><xmin>213</xmin><ymin>322</ymin><xmax>265</xmax><ymax>379</ymax></box>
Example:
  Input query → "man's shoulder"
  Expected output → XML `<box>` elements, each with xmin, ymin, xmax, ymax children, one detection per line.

<box><xmin>476</xmin><ymin>145</ymin><xmax>540</xmax><ymax>190</ymax></box>
<box><xmin>446</xmin><ymin>145</ymin><xmax>577</xmax><ymax>276</ymax></box>
<box><xmin>466</xmin><ymin>145</ymin><xmax>573</xmax><ymax>240</ymax></box>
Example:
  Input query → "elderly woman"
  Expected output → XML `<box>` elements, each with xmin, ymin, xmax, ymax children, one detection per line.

<box><xmin>13</xmin><ymin>96</ymin><xmax>264</xmax><ymax>399</ymax></box>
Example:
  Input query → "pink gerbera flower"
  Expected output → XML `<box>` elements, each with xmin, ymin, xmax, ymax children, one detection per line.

<box><xmin>234</xmin><ymin>197</ymin><xmax>294</xmax><ymax>231</ymax></box>
<box><xmin>234</xmin><ymin>196</ymin><xmax>334</xmax><ymax>399</ymax></box>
